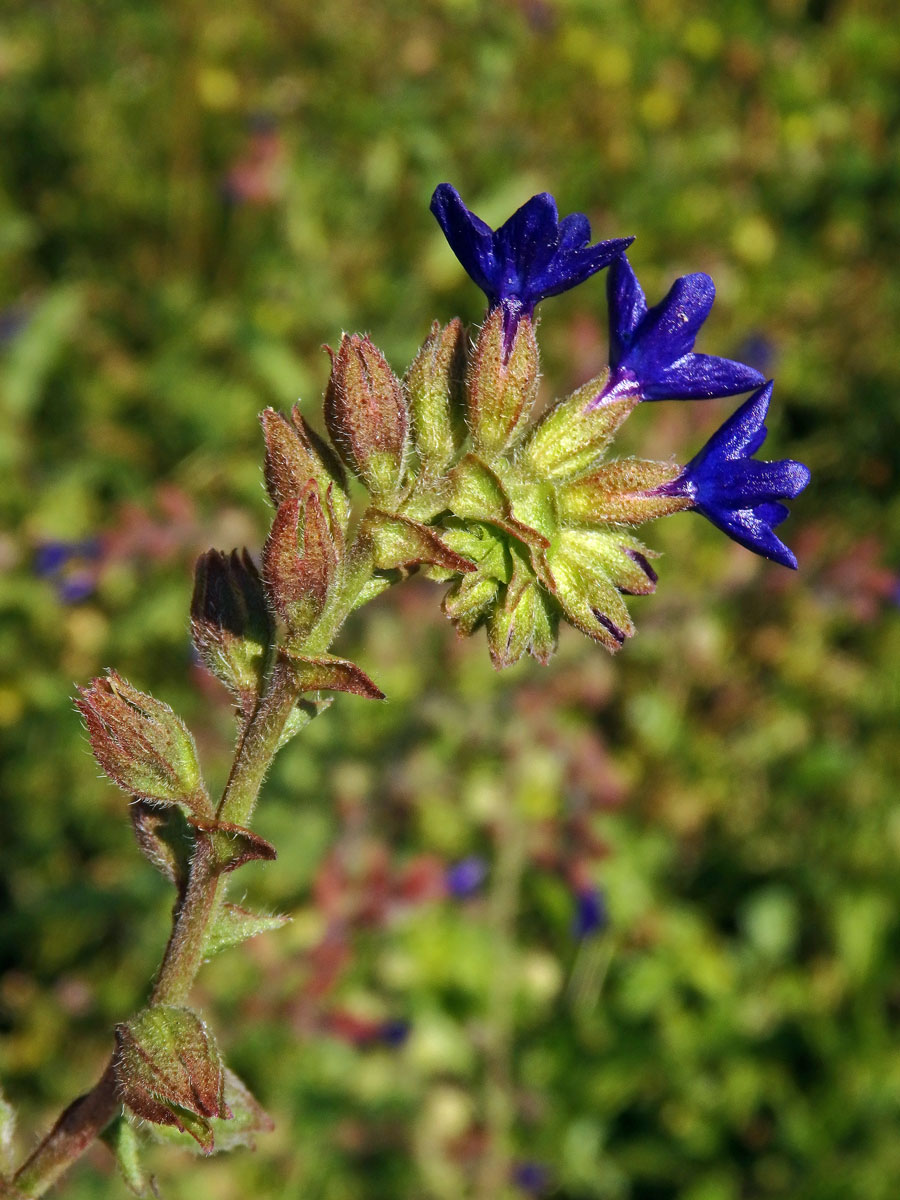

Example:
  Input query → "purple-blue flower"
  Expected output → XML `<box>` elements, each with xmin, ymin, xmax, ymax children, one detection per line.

<box><xmin>512</xmin><ymin>1161</ymin><xmax>551</xmax><ymax>1194</ymax></box>
<box><xmin>34</xmin><ymin>538</ymin><xmax>101</xmax><ymax>603</ymax></box>
<box><xmin>586</xmin><ymin>255</ymin><xmax>765</xmax><ymax>408</ymax></box>
<box><xmin>446</xmin><ymin>856</ymin><xmax>488</xmax><ymax>898</ymax></box>
<box><xmin>378</xmin><ymin>1019</ymin><xmax>411</xmax><ymax>1048</ymax></box>
<box><xmin>430</xmin><ymin>183</ymin><xmax>632</xmax><ymax>319</ymax></box>
<box><xmin>573</xmin><ymin>885</ymin><xmax>608</xmax><ymax>939</ymax></box>
<box><xmin>663</xmin><ymin>383</ymin><xmax>810</xmax><ymax>569</ymax></box>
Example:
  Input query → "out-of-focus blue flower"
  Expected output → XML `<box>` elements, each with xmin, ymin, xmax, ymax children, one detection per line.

<box><xmin>378</xmin><ymin>1019</ymin><xmax>411</xmax><ymax>1048</ymax></box>
<box><xmin>573</xmin><ymin>885</ymin><xmax>608</xmax><ymax>939</ymax></box>
<box><xmin>34</xmin><ymin>541</ymin><xmax>76</xmax><ymax>577</ymax></box>
<box><xmin>430</xmin><ymin>184</ymin><xmax>632</xmax><ymax>320</ymax></box>
<box><xmin>585</xmin><ymin>255</ymin><xmax>765</xmax><ymax>408</ymax></box>
<box><xmin>662</xmin><ymin>383</ymin><xmax>810</xmax><ymax>569</ymax></box>
<box><xmin>34</xmin><ymin>538</ymin><xmax>100</xmax><ymax>577</ymax></box>
<box><xmin>512</xmin><ymin>1161</ymin><xmax>551</xmax><ymax>1194</ymax></box>
<box><xmin>446</xmin><ymin>856</ymin><xmax>488</xmax><ymax>898</ymax></box>
<box><xmin>34</xmin><ymin>538</ymin><xmax>101</xmax><ymax>603</ymax></box>
<box><xmin>58</xmin><ymin>572</ymin><xmax>97</xmax><ymax>604</ymax></box>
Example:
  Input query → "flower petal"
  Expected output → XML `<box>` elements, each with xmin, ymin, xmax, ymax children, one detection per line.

<box><xmin>431</xmin><ymin>183</ymin><xmax>630</xmax><ymax>312</ymax></box>
<box><xmin>675</xmin><ymin>383</ymin><xmax>809</xmax><ymax>569</ymax></box>
<box><xmin>607</xmin><ymin>255</ymin><xmax>648</xmax><ymax>368</ymax></box>
<box><xmin>430</xmin><ymin>184</ymin><xmax>497</xmax><ymax>297</ymax></box>
<box><xmin>630</xmin><ymin>273</ymin><xmax>715</xmax><ymax>375</ymax></box>
<box><xmin>699</xmin><ymin>505</ymin><xmax>799</xmax><ymax>569</ymax></box>
<box><xmin>642</xmin><ymin>353</ymin><xmax>766</xmax><ymax>400</ymax></box>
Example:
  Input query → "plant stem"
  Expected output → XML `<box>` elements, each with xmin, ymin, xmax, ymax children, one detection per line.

<box><xmin>6</xmin><ymin>1064</ymin><xmax>119</xmax><ymax>1200</ymax></box>
<box><xmin>5</xmin><ymin>526</ymin><xmax>379</xmax><ymax>1197</ymax></box>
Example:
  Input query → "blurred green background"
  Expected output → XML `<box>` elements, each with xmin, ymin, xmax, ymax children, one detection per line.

<box><xmin>2</xmin><ymin>1</ymin><xmax>900</xmax><ymax>1197</ymax></box>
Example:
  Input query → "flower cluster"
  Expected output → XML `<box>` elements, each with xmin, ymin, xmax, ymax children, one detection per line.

<box><xmin>422</xmin><ymin>183</ymin><xmax>809</xmax><ymax>661</ymax></box>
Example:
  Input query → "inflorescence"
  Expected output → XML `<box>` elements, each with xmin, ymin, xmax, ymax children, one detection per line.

<box><xmin>421</xmin><ymin>183</ymin><xmax>809</xmax><ymax>661</ymax></box>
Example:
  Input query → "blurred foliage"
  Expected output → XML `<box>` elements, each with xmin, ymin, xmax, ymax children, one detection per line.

<box><xmin>1</xmin><ymin>0</ymin><xmax>900</xmax><ymax>1197</ymax></box>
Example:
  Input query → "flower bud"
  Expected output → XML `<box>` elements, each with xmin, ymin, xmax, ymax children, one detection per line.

<box><xmin>442</xmin><ymin>572</ymin><xmax>501</xmax><ymax>636</ymax></box>
<box><xmin>191</xmin><ymin>549</ymin><xmax>273</xmax><ymax>717</ymax></box>
<box><xmin>545</xmin><ymin>533</ymin><xmax>636</xmax><ymax>653</ymax></box>
<box><xmin>114</xmin><ymin>1006</ymin><xmax>227</xmax><ymax>1154</ymax></box>
<box><xmin>261</xmin><ymin>482</ymin><xmax>339</xmax><ymax>637</ymax></box>
<box><xmin>556</xmin><ymin>459</ymin><xmax>686</xmax><ymax>526</ymax></box>
<box><xmin>260</xmin><ymin>406</ymin><xmax>350</xmax><ymax>529</ymax></box>
<box><xmin>559</xmin><ymin>530</ymin><xmax>659</xmax><ymax>596</ymax></box>
<box><xmin>324</xmin><ymin>334</ymin><xmax>409</xmax><ymax>502</ymax></box>
<box><xmin>404</xmin><ymin>319</ymin><xmax>466</xmax><ymax>472</ymax></box>
<box><xmin>524</xmin><ymin>372</ymin><xmax>638</xmax><ymax>482</ymax></box>
<box><xmin>467</xmin><ymin>307</ymin><xmax>539</xmax><ymax>455</ymax></box>
<box><xmin>77</xmin><ymin>673</ymin><xmax>210</xmax><ymax>818</ymax></box>
<box><xmin>487</xmin><ymin>570</ymin><xmax>558</xmax><ymax>669</ymax></box>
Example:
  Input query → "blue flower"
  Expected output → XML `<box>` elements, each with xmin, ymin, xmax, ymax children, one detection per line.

<box><xmin>446</xmin><ymin>856</ymin><xmax>488</xmax><ymax>898</ymax></box>
<box><xmin>512</xmin><ymin>1161</ymin><xmax>551</xmax><ymax>1194</ymax></box>
<box><xmin>378</xmin><ymin>1019</ymin><xmax>411</xmax><ymax>1048</ymax></box>
<box><xmin>430</xmin><ymin>183</ymin><xmax>632</xmax><ymax>318</ymax></box>
<box><xmin>573</xmin><ymin>885</ymin><xmax>608</xmax><ymax>939</ymax></box>
<box><xmin>34</xmin><ymin>538</ymin><xmax>101</xmax><ymax>603</ymax></box>
<box><xmin>586</xmin><ymin>255</ymin><xmax>765</xmax><ymax>407</ymax></box>
<box><xmin>664</xmin><ymin>383</ymin><xmax>810</xmax><ymax>569</ymax></box>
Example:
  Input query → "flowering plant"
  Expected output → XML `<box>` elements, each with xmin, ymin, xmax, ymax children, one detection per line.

<box><xmin>0</xmin><ymin>184</ymin><xmax>807</xmax><ymax>1198</ymax></box>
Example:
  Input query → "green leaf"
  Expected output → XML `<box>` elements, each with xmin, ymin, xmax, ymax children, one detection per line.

<box><xmin>203</xmin><ymin>903</ymin><xmax>290</xmax><ymax>958</ymax></box>
<box><xmin>277</xmin><ymin>695</ymin><xmax>331</xmax><ymax>751</ymax></box>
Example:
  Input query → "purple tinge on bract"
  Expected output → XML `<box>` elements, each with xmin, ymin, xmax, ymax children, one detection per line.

<box><xmin>585</xmin><ymin>255</ymin><xmax>765</xmax><ymax>408</ymax></box>
<box><xmin>662</xmin><ymin>382</ymin><xmax>811</xmax><ymax>569</ymax></box>
<box><xmin>430</xmin><ymin>183</ymin><xmax>632</xmax><ymax>316</ymax></box>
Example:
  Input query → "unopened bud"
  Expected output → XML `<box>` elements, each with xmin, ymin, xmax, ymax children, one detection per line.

<box><xmin>558</xmin><ymin>530</ymin><xmax>659</xmax><ymax>596</ymax></box>
<box><xmin>324</xmin><ymin>334</ymin><xmax>409</xmax><ymax>502</ymax></box>
<box><xmin>545</xmin><ymin>533</ymin><xmax>636</xmax><ymax>653</ymax></box>
<box><xmin>524</xmin><ymin>373</ymin><xmax>638</xmax><ymax>482</ymax></box>
<box><xmin>261</xmin><ymin>406</ymin><xmax>350</xmax><ymax>529</ymax></box>
<box><xmin>191</xmin><ymin>549</ymin><xmax>273</xmax><ymax>715</ymax></box>
<box><xmin>467</xmin><ymin>308</ymin><xmax>539</xmax><ymax>455</ymax></box>
<box><xmin>442</xmin><ymin>572</ymin><xmax>500</xmax><ymax>636</ymax></box>
<box><xmin>487</xmin><ymin>576</ymin><xmax>539</xmax><ymax>670</ymax></box>
<box><xmin>262</xmin><ymin>483</ymin><xmax>339</xmax><ymax>637</ymax></box>
<box><xmin>404</xmin><ymin>319</ymin><xmax>466</xmax><ymax>471</ymax></box>
<box><xmin>114</xmin><ymin>1006</ymin><xmax>227</xmax><ymax>1154</ymax></box>
<box><xmin>557</xmin><ymin>459</ymin><xmax>686</xmax><ymax>526</ymax></box>
<box><xmin>77</xmin><ymin>673</ymin><xmax>210</xmax><ymax>817</ymax></box>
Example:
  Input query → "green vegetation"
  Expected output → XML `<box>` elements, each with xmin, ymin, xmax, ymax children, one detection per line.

<box><xmin>1</xmin><ymin>2</ymin><xmax>899</xmax><ymax>1197</ymax></box>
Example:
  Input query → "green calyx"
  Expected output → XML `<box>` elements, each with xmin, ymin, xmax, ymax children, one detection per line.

<box><xmin>238</xmin><ymin>312</ymin><xmax>689</xmax><ymax>673</ymax></box>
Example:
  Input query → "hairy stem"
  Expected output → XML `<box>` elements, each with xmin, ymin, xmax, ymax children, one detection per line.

<box><xmin>6</xmin><ymin>526</ymin><xmax>380</xmax><ymax>1197</ymax></box>
<box><xmin>7</xmin><ymin>1065</ymin><xmax>119</xmax><ymax>1200</ymax></box>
